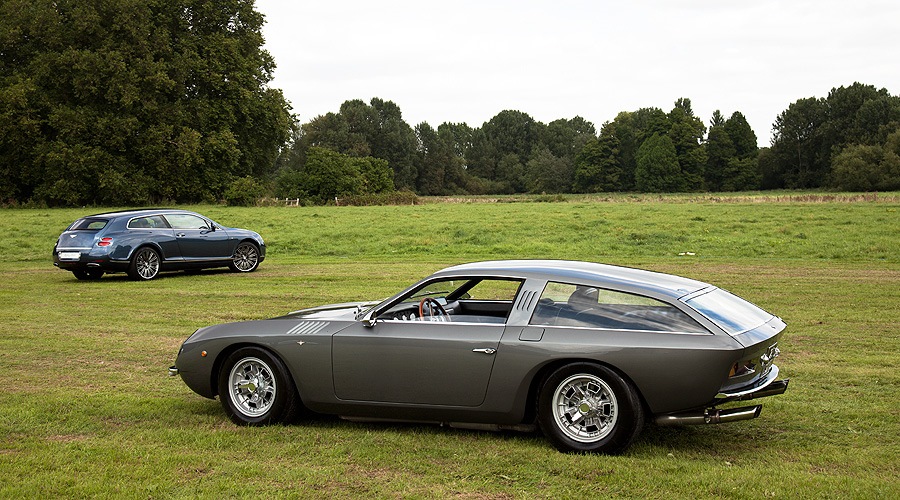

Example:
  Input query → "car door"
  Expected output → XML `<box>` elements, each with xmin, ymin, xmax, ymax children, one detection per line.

<box><xmin>332</xmin><ymin>320</ymin><xmax>505</xmax><ymax>407</ymax></box>
<box><xmin>164</xmin><ymin>213</ymin><xmax>233</xmax><ymax>260</ymax></box>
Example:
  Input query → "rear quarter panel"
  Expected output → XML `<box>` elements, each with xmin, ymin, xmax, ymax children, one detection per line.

<box><xmin>488</xmin><ymin>326</ymin><xmax>744</xmax><ymax>415</ymax></box>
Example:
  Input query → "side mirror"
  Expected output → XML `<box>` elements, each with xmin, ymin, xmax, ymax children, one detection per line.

<box><xmin>361</xmin><ymin>311</ymin><xmax>379</xmax><ymax>328</ymax></box>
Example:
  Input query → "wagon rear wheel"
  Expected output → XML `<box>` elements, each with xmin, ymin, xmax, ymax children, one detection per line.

<box><xmin>128</xmin><ymin>247</ymin><xmax>160</xmax><ymax>280</ymax></box>
<box><xmin>537</xmin><ymin>363</ymin><xmax>644</xmax><ymax>454</ymax></box>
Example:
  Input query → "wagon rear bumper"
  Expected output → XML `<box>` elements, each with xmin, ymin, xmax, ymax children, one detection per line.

<box><xmin>654</xmin><ymin>378</ymin><xmax>789</xmax><ymax>426</ymax></box>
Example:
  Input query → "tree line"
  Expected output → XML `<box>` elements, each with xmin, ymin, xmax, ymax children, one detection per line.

<box><xmin>2</xmin><ymin>1</ymin><xmax>899</xmax><ymax>207</ymax></box>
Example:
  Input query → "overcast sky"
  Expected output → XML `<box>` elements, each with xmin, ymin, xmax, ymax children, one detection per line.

<box><xmin>255</xmin><ymin>0</ymin><xmax>899</xmax><ymax>146</ymax></box>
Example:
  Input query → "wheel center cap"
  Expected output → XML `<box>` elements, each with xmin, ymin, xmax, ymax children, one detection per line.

<box><xmin>579</xmin><ymin>402</ymin><xmax>592</xmax><ymax>414</ymax></box>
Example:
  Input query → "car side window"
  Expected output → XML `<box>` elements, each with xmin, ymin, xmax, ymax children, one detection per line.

<box><xmin>165</xmin><ymin>214</ymin><xmax>209</xmax><ymax>230</ymax></box>
<box><xmin>128</xmin><ymin>216</ymin><xmax>167</xmax><ymax>229</ymax></box>
<box><xmin>530</xmin><ymin>282</ymin><xmax>708</xmax><ymax>333</ymax></box>
<box><xmin>380</xmin><ymin>277</ymin><xmax>521</xmax><ymax>324</ymax></box>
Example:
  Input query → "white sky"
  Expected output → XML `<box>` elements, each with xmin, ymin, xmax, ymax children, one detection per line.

<box><xmin>255</xmin><ymin>0</ymin><xmax>899</xmax><ymax>147</ymax></box>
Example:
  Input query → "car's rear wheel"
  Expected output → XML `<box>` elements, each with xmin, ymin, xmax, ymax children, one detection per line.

<box><xmin>218</xmin><ymin>347</ymin><xmax>301</xmax><ymax>425</ymax></box>
<box><xmin>73</xmin><ymin>269</ymin><xmax>104</xmax><ymax>280</ymax></box>
<box><xmin>229</xmin><ymin>242</ymin><xmax>260</xmax><ymax>273</ymax></box>
<box><xmin>537</xmin><ymin>363</ymin><xmax>644</xmax><ymax>454</ymax></box>
<box><xmin>128</xmin><ymin>247</ymin><xmax>160</xmax><ymax>280</ymax></box>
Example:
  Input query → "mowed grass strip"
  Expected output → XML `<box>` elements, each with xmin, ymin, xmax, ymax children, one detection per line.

<box><xmin>0</xmin><ymin>194</ymin><xmax>898</xmax><ymax>498</ymax></box>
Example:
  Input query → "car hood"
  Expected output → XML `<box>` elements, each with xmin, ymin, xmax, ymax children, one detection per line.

<box><xmin>279</xmin><ymin>301</ymin><xmax>381</xmax><ymax>321</ymax></box>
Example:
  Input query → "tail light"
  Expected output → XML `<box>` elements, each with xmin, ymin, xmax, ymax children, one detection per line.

<box><xmin>728</xmin><ymin>360</ymin><xmax>756</xmax><ymax>378</ymax></box>
<box><xmin>97</xmin><ymin>237</ymin><xmax>113</xmax><ymax>247</ymax></box>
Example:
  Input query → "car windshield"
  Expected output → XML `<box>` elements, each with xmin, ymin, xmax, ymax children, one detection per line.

<box><xmin>69</xmin><ymin>218</ymin><xmax>108</xmax><ymax>230</ymax></box>
<box><xmin>684</xmin><ymin>288</ymin><xmax>774</xmax><ymax>335</ymax></box>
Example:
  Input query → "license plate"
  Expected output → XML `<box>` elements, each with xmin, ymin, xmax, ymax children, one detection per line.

<box><xmin>58</xmin><ymin>251</ymin><xmax>81</xmax><ymax>260</ymax></box>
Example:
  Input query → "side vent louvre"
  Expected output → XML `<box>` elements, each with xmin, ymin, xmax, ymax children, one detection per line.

<box><xmin>285</xmin><ymin>321</ymin><xmax>330</xmax><ymax>335</ymax></box>
<box><xmin>516</xmin><ymin>290</ymin><xmax>537</xmax><ymax>311</ymax></box>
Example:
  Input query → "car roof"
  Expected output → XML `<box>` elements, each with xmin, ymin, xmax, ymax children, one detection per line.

<box><xmin>81</xmin><ymin>209</ymin><xmax>199</xmax><ymax>220</ymax></box>
<box><xmin>436</xmin><ymin>260</ymin><xmax>711</xmax><ymax>299</ymax></box>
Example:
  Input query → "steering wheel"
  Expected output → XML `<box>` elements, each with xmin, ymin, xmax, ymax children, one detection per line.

<box><xmin>419</xmin><ymin>297</ymin><xmax>449</xmax><ymax>322</ymax></box>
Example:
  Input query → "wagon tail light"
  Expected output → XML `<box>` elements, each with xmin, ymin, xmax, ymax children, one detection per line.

<box><xmin>97</xmin><ymin>237</ymin><xmax>113</xmax><ymax>247</ymax></box>
<box><xmin>728</xmin><ymin>360</ymin><xmax>756</xmax><ymax>378</ymax></box>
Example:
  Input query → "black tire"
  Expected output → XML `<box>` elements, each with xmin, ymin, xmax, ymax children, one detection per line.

<box><xmin>128</xmin><ymin>246</ymin><xmax>161</xmax><ymax>281</ymax></box>
<box><xmin>217</xmin><ymin>347</ymin><xmax>301</xmax><ymax>426</ymax></box>
<box><xmin>537</xmin><ymin>363</ymin><xmax>644</xmax><ymax>454</ymax></box>
<box><xmin>73</xmin><ymin>269</ymin><xmax>104</xmax><ymax>280</ymax></box>
<box><xmin>228</xmin><ymin>241</ymin><xmax>260</xmax><ymax>273</ymax></box>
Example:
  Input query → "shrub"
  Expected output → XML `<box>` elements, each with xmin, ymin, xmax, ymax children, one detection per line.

<box><xmin>223</xmin><ymin>177</ymin><xmax>265</xmax><ymax>206</ymax></box>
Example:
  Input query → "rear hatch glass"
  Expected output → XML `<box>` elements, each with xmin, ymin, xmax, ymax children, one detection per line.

<box><xmin>59</xmin><ymin>218</ymin><xmax>108</xmax><ymax>248</ymax></box>
<box><xmin>684</xmin><ymin>288</ymin><xmax>774</xmax><ymax>335</ymax></box>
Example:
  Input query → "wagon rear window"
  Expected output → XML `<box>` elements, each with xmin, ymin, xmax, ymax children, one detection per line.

<box><xmin>69</xmin><ymin>218</ymin><xmax>108</xmax><ymax>230</ymax></box>
<box><xmin>684</xmin><ymin>288</ymin><xmax>773</xmax><ymax>335</ymax></box>
<box><xmin>531</xmin><ymin>282</ymin><xmax>708</xmax><ymax>333</ymax></box>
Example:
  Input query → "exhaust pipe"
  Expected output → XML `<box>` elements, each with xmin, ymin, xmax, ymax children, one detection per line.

<box><xmin>655</xmin><ymin>405</ymin><xmax>762</xmax><ymax>426</ymax></box>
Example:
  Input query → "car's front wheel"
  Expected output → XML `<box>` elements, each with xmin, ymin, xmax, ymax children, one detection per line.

<box><xmin>218</xmin><ymin>347</ymin><xmax>301</xmax><ymax>425</ymax></box>
<box><xmin>537</xmin><ymin>363</ymin><xmax>644</xmax><ymax>454</ymax></box>
<box><xmin>229</xmin><ymin>242</ymin><xmax>260</xmax><ymax>273</ymax></box>
<box><xmin>128</xmin><ymin>247</ymin><xmax>161</xmax><ymax>280</ymax></box>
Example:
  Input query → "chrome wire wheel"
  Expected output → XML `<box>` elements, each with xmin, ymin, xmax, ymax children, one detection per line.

<box><xmin>552</xmin><ymin>373</ymin><xmax>619</xmax><ymax>443</ymax></box>
<box><xmin>228</xmin><ymin>357</ymin><xmax>277</xmax><ymax>418</ymax></box>
<box><xmin>133</xmin><ymin>247</ymin><xmax>160</xmax><ymax>280</ymax></box>
<box><xmin>231</xmin><ymin>242</ymin><xmax>259</xmax><ymax>272</ymax></box>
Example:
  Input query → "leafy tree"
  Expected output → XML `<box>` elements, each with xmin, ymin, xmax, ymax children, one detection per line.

<box><xmin>525</xmin><ymin>147</ymin><xmax>571</xmax><ymax>193</ymax></box>
<box><xmin>635</xmin><ymin>134</ymin><xmax>683</xmax><ymax>192</ymax></box>
<box><xmin>544</xmin><ymin>117</ymin><xmax>597</xmax><ymax>163</ymax></box>
<box><xmin>277</xmin><ymin>146</ymin><xmax>393</xmax><ymax>204</ymax></box>
<box><xmin>769</xmin><ymin>97</ymin><xmax>828</xmax><ymax>188</ymax></box>
<box><xmin>829</xmin><ymin>129</ymin><xmax>900</xmax><ymax>191</ymax></box>
<box><xmin>822</xmin><ymin>82</ymin><xmax>900</xmax><ymax>149</ymax></box>
<box><xmin>667</xmin><ymin>98</ymin><xmax>706</xmax><ymax>190</ymax></box>
<box><xmin>705</xmin><ymin>122</ymin><xmax>735</xmax><ymax>191</ymax></box>
<box><xmin>573</xmin><ymin>126</ymin><xmax>621</xmax><ymax>193</ymax></box>
<box><xmin>710</xmin><ymin>110</ymin><xmax>726</xmax><ymax>128</ymax></box>
<box><xmin>0</xmin><ymin>0</ymin><xmax>291</xmax><ymax>205</ymax></box>
<box><xmin>724</xmin><ymin>111</ymin><xmax>759</xmax><ymax>159</ymax></box>
<box><xmin>768</xmin><ymin>83</ymin><xmax>900</xmax><ymax>189</ymax></box>
<box><xmin>223</xmin><ymin>176</ymin><xmax>265</xmax><ymax>206</ymax></box>
<box><xmin>707</xmin><ymin>111</ymin><xmax>760</xmax><ymax>191</ymax></box>
<box><xmin>606</xmin><ymin>108</ymin><xmax>669</xmax><ymax>190</ymax></box>
<box><xmin>495</xmin><ymin>153</ymin><xmax>526</xmax><ymax>193</ymax></box>
<box><xmin>298</xmin><ymin>98</ymin><xmax>418</xmax><ymax>190</ymax></box>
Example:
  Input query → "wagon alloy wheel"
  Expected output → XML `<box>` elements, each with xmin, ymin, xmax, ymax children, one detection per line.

<box><xmin>229</xmin><ymin>242</ymin><xmax>259</xmax><ymax>273</ymax></box>
<box><xmin>217</xmin><ymin>347</ymin><xmax>302</xmax><ymax>425</ymax></box>
<box><xmin>128</xmin><ymin>247</ymin><xmax>160</xmax><ymax>280</ymax></box>
<box><xmin>228</xmin><ymin>357</ymin><xmax>277</xmax><ymax>417</ymax></box>
<box><xmin>552</xmin><ymin>374</ymin><xmax>618</xmax><ymax>442</ymax></box>
<box><xmin>538</xmin><ymin>363</ymin><xmax>644</xmax><ymax>454</ymax></box>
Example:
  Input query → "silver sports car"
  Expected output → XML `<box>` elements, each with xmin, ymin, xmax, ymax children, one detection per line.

<box><xmin>170</xmin><ymin>260</ymin><xmax>789</xmax><ymax>454</ymax></box>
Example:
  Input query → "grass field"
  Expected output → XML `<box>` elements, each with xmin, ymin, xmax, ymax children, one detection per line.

<box><xmin>1</xmin><ymin>194</ymin><xmax>898</xmax><ymax>498</ymax></box>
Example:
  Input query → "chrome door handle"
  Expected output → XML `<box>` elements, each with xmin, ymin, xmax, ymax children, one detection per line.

<box><xmin>176</xmin><ymin>232</ymin><xmax>186</xmax><ymax>237</ymax></box>
<box><xmin>472</xmin><ymin>348</ymin><xmax>496</xmax><ymax>355</ymax></box>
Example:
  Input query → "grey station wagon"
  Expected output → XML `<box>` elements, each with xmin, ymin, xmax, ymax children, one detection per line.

<box><xmin>53</xmin><ymin>209</ymin><xmax>265</xmax><ymax>280</ymax></box>
<box><xmin>170</xmin><ymin>260</ymin><xmax>789</xmax><ymax>454</ymax></box>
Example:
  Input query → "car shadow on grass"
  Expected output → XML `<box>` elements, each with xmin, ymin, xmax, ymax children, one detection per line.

<box><xmin>183</xmin><ymin>399</ymin><xmax>768</xmax><ymax>455</ymax></box>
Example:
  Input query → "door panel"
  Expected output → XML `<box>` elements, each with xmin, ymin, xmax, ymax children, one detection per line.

<box><xmin>332</xmin><ymin>321</ymin><xmax>504</xmax><ymax>407</ymax></box>
<box><xmin>165</xmin><ymin>214</ymin><xmax>233</xmax><ymax>260</ymax></box>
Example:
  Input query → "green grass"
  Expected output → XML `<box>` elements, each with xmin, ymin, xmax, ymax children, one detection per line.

<box><xmin>1</xmin><ymin>194</ymin><xmax>898</xmax><ymax>498</ymax></box>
